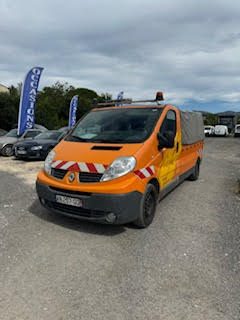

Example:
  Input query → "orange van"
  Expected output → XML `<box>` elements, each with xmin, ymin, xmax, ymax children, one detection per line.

<box><xmin>36</xmin><ymin>94</ymin><xmax>204</xmax><ymax>228</ymax></box>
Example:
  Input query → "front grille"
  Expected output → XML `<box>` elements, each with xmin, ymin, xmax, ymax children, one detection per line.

<box><xmin>79</xmin><ymin>172</ymin><xmax>103</xmax><ymax>183</ymax></box>
<box><xmin>50</xmin><ymin>186</ymin><xmax>92</xmax><ymax>196</ymax></box>
<box><xmin>51</xmin><ymin>168</ymin><xmax>67</xmax><ymax>179</ymax></box>
<box><xmin>17</xmin><ymin>146</ymin><xmax>26</xmax><ymax>151</ymax></box>
<box><xmin>45</xmin><ymin>200</ymin><xmax>107</xmax><ymax>218</ymax></box>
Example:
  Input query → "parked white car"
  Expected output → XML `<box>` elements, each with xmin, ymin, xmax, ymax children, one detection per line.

<box><xmin>234</xmin><ymin>124</ymin><xmax>240</xmax><ymax>137</ymax></box>
<box><xmin>204</xmin><ymin>125</ymin><xmax>215</xmax><ymax>136</ymax></box>
<box><xmin>214</xmin><ymin>125</ymin><xmax>229</xmax><ymax>136</ymax></box>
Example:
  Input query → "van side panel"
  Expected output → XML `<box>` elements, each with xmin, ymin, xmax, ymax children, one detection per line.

<box><xmin>176</xmin><ymin>141</ymin><xmax>203</xmax><ymax>176</ymax></box>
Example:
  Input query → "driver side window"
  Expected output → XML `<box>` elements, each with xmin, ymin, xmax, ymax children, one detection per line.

<box><xmin>160</xmin><ymin>110</ymin><xmax>176</xmax><ymax>137</ymax></box>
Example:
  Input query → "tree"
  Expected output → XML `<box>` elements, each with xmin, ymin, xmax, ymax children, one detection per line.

<box><xmin>0</xmin><ymin>87</ymin><xmax>20</xmax><ymax>130</ymax></box>
<box><xmin>0</xmin><ymin>82</ymin><xmax>107</xmax><ymax>130</ymax></box>
<box><xmin>36</xmin><ymin>82</ymin><xmax>98</xmax><ymax>129</ymax></box>
<box><xmin>203</xmin><ymin>113</ymin><xmax>218</xmax><ymax>125</ymax></box>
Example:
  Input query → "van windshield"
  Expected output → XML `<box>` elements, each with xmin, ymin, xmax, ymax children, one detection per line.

<box><xmin>67</xmin><ymin>108</ymin><xmax>162</xmax><ymax>143</ymax></box>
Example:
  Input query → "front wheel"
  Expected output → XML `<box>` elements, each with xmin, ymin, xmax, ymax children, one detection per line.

<box><xmin>1</xmin><ymin>144</ymin><xmax>14</xmax><ymax>156</ymax></box>
<box><xmin>134</xmin><ymin>184</ymin><xmax>158</xmax><ymax>228</ymax></box>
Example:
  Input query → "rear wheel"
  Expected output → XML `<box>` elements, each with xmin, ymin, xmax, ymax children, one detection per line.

<box><xmin>1</xmin><ymin>144</ymin><xmax>14</xmax><ymax>157</ymax></box>
<box><xmin>134</xmin><ymin>184</ymin><xmax>158</xmax><ymax>228</ymax></box>
<box><xmin>188</xmin><ymin>160</ymin><xmax>200</xmax><ymax>181</ymax></box>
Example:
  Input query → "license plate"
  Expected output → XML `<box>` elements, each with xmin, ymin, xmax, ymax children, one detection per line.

<box><xmin>56</xmin><ymin>195</ymin><xmax>83</xmax><ymax>207</ymax></box>
<box><xmin>17</xmin><ymin>150</ymin><xmax>26</xmax><ymax>154</ymax></box>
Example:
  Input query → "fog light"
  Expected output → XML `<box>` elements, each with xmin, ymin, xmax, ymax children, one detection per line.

<box><xmin>106</xmin><ymin>212</ymin><xmax>116</xmax><ymax>223</ymax></box>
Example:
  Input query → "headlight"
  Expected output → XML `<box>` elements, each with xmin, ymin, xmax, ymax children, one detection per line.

<box><xmin>101</xmin><ymin>156</ymin><xmax>136</xmax><ymax>182</ymax></box>
<box><xmin>31</xmin><ymin>145</ymin><xmax>42</xmax><ymax>151</ymax></box>
<box><xmin>44</xmin><ymin>150</ymin><xmax>56</xmax><ymax>175</ymax></box>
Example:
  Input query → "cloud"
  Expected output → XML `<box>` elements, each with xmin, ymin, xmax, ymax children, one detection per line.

<box><xmin>0</xmin><ymin>0</ymin><xmax>240</xmax><ymax>111</ymax></box>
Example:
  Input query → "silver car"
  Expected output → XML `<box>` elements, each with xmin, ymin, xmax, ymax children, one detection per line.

<box><xmin>0</xmin><ymin>129</ymin><xmax>7</xmax><ymax>136</ymax></box>
<box><xmin>0</xmin><ymin>128</ymin><xmax>46</xmax><ymax>156</ymax></box>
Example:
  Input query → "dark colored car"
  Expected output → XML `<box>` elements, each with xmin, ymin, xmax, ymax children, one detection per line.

<box><xmin>15</xmin><ymin>130</ymin><xmax>67</xmax><ymax>160</ymax></box>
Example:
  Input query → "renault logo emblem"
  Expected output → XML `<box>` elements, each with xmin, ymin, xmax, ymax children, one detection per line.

<box><xmin>68</xmin><ymin>172</ymin><xmax>75</xmax><ymax>183</ymax></box>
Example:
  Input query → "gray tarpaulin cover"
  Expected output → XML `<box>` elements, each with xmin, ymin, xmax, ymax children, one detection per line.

<box><xmin>180</xmin><ymin>111</ymin><xmax>204</xmax><ymax>145</ymax></box>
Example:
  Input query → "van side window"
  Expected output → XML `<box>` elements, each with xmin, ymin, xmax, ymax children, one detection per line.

<box><xmin>160</xmin><ymin>110</ymin><xmax>176</xmax><ymax>137</ymax></box>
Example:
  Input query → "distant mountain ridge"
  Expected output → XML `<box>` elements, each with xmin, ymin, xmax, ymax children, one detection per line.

<box><xmin>194</xmin><ymin>110</ymin><xmax>240</xmax><ymax>116</ymax></box>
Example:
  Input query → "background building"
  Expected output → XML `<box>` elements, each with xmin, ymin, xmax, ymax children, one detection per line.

<box><xmin>216</xmin><ymin>111</ymin><xmax>238</xmax><ymax>133</ymax></box>
<box><xmin>0</xmin><ymin>83</ymin><xmax>10</xmax><ymax>94</ymax></box>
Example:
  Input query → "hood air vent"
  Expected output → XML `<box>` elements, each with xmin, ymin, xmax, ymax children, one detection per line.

<box><xmin>91</xmin><ymin>146</ymin><xmax>122</xmax><ymax>151</ymax></box>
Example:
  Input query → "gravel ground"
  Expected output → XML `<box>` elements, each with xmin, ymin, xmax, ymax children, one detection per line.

<box><xmin>0</xmin><ymin>137</ymin><xmax>239</xmax><ymax>320</ymax></box>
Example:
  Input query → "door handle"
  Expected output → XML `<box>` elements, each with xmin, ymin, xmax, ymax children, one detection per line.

<box><xmin>176</xmin><ymin>142</ymin><xmax>179</xmax><ymax>152</ymax></box>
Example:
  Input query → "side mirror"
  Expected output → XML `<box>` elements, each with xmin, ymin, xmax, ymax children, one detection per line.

<box><xmin>157</xmin><ymin>131</ymin><xmax>175</xmax><ymax>149</ymax></box>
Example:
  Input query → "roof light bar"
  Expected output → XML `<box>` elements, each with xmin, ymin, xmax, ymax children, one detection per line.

<box><xmin>93</xmin><ymin>91</ymin><xmax>164</xmax><ymax>107</ymax></box>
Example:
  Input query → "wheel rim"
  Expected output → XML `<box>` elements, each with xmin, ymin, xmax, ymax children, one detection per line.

<box><xmin>143</xmin><ymin>191</ymin><xmax>156</xmax><ymax>225</ymax></box>
<box><xmin>4</xmin><ymin>146</ymin><xmax>13</xmax><ymax>156</ymax></box>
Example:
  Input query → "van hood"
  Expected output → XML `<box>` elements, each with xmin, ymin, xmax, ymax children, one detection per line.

<box><xmin>53</xmin><ymin>140</ymin><xmax>143</xmax><ymax>165</ymax></box>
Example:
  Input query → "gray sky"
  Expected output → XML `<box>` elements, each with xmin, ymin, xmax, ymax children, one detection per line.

<box><xmin>0</xmin><ymin>0</ymin><xmax>240</xmax><ymax>110</ymax></box>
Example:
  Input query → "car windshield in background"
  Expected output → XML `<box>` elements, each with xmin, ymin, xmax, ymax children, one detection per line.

<box><xmin>6</xmin><ymin>129</ymin><xmax>18</xmax><ymax>137</ymax></box>
<box><xmin>36</xmin><ymin>131</ymin><xmax>62</xmax><ymax>140</ymax></box>
<box><xmin>67</xmin><ymin>108</ymin><xmax>162</xmax><ymax>143</ymax></box>
<box><xmin>25</xmin><ymin>131</ymin><xmax>44</xmax><ymax>138</ymax></box>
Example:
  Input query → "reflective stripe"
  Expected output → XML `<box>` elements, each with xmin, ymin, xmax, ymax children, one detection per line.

<box><xmin>141</xmin><ymin>168</ymin><xmax>151</xmax><ymax>178</ymax></box>
<box><xmin>51</xmin><ymin>160</ymin><xmax>62</xmax><ymax>168</ymax></box>
<box><xmin>51</xmin><ymin>160</ymin><xmax>108</xmax><ymax>173</ymax></box>
<box><xmin>134</xmin><ymin>165</ymin><xmax>155</xmax><ymax>179</ymax></box>
<box><xmin>94</xmin><ymin>163</ymin><xmax>106</xmax><ymax>174</ymax></box>
<box><xmin>86</xmin><ymin>163</ymin><xmax>98</xmax><ymax>173</ymax></box>
<box><xmin>134</xmin><ymin>170</ymin><xmax>145</xmax><ymax>179</ymax></box>
<box><xmin>146</xmin><ymin>166</ymin><xmax>154</xmax><ymax>176</ymax></box>
<box><xmin>60</xmin><ymin>161</ymin><xmax>75</xmax><ymax>170</ymax></box>
<box><xmin>78</xmin><ymin>162</ymin><xmax>90</xmax><ymax>172</ymax></box>
<box><xmin>56</xmin><ymin>161</ymin><xmax>67</xmax><ymax>169</ymax></box>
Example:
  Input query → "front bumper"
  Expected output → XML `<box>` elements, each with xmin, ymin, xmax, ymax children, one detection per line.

<box><xmin>36</xmin><ymin>180</ymin><xmax>142</xmax><ymax>224</ymax></box>
<box><xmin>15</xmin><ymin>148</ymin><xmax>47</xmax><ymax>159</ymax></box>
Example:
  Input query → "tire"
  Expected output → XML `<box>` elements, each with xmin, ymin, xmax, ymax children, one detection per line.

<box><xmin>1</xmin><ymin>144</ymin><xmax>14</xmax><ymax>157</ymax></box>
<box><xmin>134</xmin><ymin>184</ymin><xmax>158</xmax><ymax>228</ymax></box>
<box><xmin>188</xmin><ymin>160</ymin><xmax>200</xmax><ymax>181</ymax></box>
